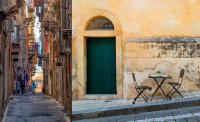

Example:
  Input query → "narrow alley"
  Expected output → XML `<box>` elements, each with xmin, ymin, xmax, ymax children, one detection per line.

<box><xmin>2</xmin><ymin>93</ymin><xmax>68</xmax><ymax>122</ymax></box>
<box><xmin>0</xmin><ymin>0</ymin><xmax>72</xmax><ymax>121</ymax></box>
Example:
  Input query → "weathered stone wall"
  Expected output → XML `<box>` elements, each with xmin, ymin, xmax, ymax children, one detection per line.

<box><xmin>124</xmin><ymin>36</ymin><xmax>200</xmax><ymax>99</ymax></box>
<box><xmin>125</xmin><ymin>36</ymin><xmax>200</xmax><ymax>58</ymax></box>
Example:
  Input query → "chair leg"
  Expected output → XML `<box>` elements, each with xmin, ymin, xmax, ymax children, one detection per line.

<box><xmin>167</xmin><ymin>88</ymin><xmax>174</xmax><ymax>97</ymax></box>
<box><xmin>168</xmin><ymin>89</ymin><xmax>175</xmax><ymax>99</ymax></box>
<box><xmin>173</xmin><ymin>86</ymin><xmax>183</xmax><ymax>98</ymax></box>
<box><xmin>168</xmin><ymin>85</ymin><xmax>183</xmax><ymax>99</ymax></box>
<box><xmin>133</xmin><ymin>89</ymin><xmax>145</xmax><ymax>104</ymax></box>
<box><xmin>140</xmin><ymin>93</ymin><xmax>149</xmax><ymax>103</ymax></box>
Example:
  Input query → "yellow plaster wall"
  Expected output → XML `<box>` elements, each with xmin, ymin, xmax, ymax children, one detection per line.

<box><xmin>73</xmin><ymin>0</ymin><xmax>200</xmax><ymax>36</ymax></box>
<box><xmin>72</xmin><ymin>0</ymin><xmax>200</xmax><ymax>100</ymax></box>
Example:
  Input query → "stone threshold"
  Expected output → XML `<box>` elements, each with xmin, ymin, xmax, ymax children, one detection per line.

<box><xmin>84</xmin><ymin>94</ymin><xmax>117</xmax><ymax>99</ymax></box>
<box><xmin>72</xmin><ymin>96</ymin><xmax>200</xmax><ymax>120</ymax></box>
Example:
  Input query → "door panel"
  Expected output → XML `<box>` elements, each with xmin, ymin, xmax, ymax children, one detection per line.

<box><xmin>87</xmin><ymin>37</ymin><xmax>116</xmax><ymax>94</ymax></box>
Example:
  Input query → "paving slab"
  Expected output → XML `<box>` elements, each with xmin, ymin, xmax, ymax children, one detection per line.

<box><xmin>2</xmin><ymin>93</ymin><xmax>68</xmax><ymax>122</ymax></box>
<box><xmin>73</xmin><ymin>106</ymin><xmax>200</xmax><ymax>122</ymax></box>
<box><xmin>73</xmin><ymin>91</ymin><xmax>200</xmax><ymax>120</ymax></box>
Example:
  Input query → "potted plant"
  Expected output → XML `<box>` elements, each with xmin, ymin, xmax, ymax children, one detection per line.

<box><xmin>157</xmin><ymin>70</ymin><xmax>161</xmax><ymax>75</ymax></box>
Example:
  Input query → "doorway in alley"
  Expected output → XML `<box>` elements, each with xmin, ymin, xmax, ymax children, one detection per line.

<box><xmin>86</xmin><ymin>37</ymin><xmax>116</xmax><ymax>94</ymax></box>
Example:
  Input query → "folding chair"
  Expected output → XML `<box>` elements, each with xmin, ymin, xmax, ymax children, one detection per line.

<box><xmin>167</xmin><ymin>69</ymin><xmax>184</xmax><ymax>100</ymax></box>
<box><xmin>132</xmin><ymin>73</ymin><xmax>152</xmax><ymax>104</ymax></box>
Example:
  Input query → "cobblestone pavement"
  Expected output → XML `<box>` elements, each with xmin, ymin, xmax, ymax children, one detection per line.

<box><xmin>73</xmin><ymin>91</ymin><xmax>200</xmax><ymax>115</ymax></box>
<box><xmin>2</xmin><ymin>93</ymin><xmax>68</xmax><ymax>122</ymax></box>
<box><xmin>74</xmin><ymin>105</ymin><xmax>200</xmax><ymax>122</ymax></box>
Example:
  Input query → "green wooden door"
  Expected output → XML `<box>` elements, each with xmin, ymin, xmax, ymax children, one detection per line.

<box><xmin>87</xmin><ymin>37</ymin><xmax>116</xmax><ymax>94</ymax></box>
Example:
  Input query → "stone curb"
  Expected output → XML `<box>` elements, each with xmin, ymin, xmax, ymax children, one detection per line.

<box><xmin>72</xmin><ymin>98</ymin><xmax>200</xmax><ymax>120</ymax></box>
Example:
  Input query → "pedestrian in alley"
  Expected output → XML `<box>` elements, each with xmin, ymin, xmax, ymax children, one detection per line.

<box><xmin>20</xmin><ymin>71</ymin><xmax>25</xmax><ymax>94</ymax></box>
<box><xmin>16</xmin><ymin>76</ymin><xmax>21</xmax><ymax>95</ymax></box>
<box><xmin>31</xmin><ymin>80</ymin><xmax>37</xmax><ymax>93</ymax></box>
<box><xmin>42</xmin><ymin>85</ymin><xmax>45</xmax><ymax>94</ymax></box>
<box><xmin>25</xmin><ymin>71</ymin><xmax>29</xmax><ymax>92</ymax></box>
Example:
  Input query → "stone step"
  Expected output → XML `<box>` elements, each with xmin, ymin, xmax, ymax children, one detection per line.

<box><xmin>72</xmin><ymin>97</ymin><xmax>200</xmax><ymax>120</ymax></box>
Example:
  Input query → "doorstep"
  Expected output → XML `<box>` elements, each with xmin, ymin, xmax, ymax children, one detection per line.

<box><xmin>72</xmin><ymin>95</ymin><xmax>200</xmax><ymax>120</ymax></box>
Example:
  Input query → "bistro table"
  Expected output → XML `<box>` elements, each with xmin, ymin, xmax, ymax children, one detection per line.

<box><xmin>148</xmin><ymin>74</ymin><xmax>172</xmax><ymax>100</ymax></box>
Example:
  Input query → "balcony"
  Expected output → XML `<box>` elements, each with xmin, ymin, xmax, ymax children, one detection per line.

<box><xmin>28</xmin><ymin>48</ymin><xmax>37</xmax><ymax>56</ymax></box>
<box><xmin>34</xmin><ymin>0</ymin><xmax>43</xmax><ymax>7</ymax></box>
<box><xmin>38</xmin><ymin>53</ymin><xmax>45</xmax><ymax>59</ymax></box>
<box><xmin>12</xmin><ymin>55</ymin><xmax>19</xmax><ymax>62</ymax></box>
<box><xmin>11</xmin><ymin>42</ymin><xmax>20</xmax><ymax>55</ymax></box>
<box><xmin>38</xmin><ymin>59</ymin><xmax>42</xmax><ymax>66</ymax></box>
<box><xmin>28</xmin><ymin>42</ymin><xmax>39</xmax><ymax>56</ymax></box>
<box><xmin>28</xmin><ymin>8</ymin><xmax>34</xmax><ymax>13</ymax></box>
<box><xmin>60</xmin><ymin>29</ymin><xmax>72</xmax><ymax>55</ymax></box>
<box><xmin>38</xmin><ymin>53</ymin><xmax>45</xmax><ymax>66</ymax></box>
<box><xmin>31</xmin><ymin>65</ymin><xmax>36</xmax><ymax>71</ymax></box>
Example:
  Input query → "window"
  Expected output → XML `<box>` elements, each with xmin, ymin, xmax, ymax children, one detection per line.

<box><xmin>87</xmin><ymin>17</ymin><xmax>114</xmax><ymax>30</ymax></box>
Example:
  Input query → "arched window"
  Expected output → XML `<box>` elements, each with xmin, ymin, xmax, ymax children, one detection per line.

<box><xmin>87</xmin><ymin>17</ymin><xmax>114</xmax><ymax>30</ymax></box>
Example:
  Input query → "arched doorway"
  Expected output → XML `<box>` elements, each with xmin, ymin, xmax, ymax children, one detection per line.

<box><xmin>76</xmin><ymin>10</ymin><xmax>123</xmax><ymax>99</ymax></box>
<box><xmin>86</xmin><ymin>17</ymin><xmax>116</xmax><ymax>94</ymax></box>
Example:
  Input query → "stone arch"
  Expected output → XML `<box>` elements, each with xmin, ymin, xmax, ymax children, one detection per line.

<box><xmin>76</xmin><ymin>9</ymin><xmax>123</xmax><ymax>99</ymax></box>
<box><xmin>86</xmin><ymin>16</ymin><xmax>114</xmax><ymax>30</ymax></box>
<box><xmin>79</xmin><ymin>9</ymin><xmax>122</xmax><ymax>35</ymax></box>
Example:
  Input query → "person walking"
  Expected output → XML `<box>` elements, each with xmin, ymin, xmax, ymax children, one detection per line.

<box><xmin>25</xmin><ymin>72</ymin><xmax>29</xmax><ymax>90</ymax></box>
<box><xmin>20</xmin><ymin>71</ymin><xmax>25</xmax><ymax>94</ymax></box>
<box><xmin>16</xmin><ymin>76</ymin><xmax>21</xmax><ymax>95</ymax></box>
<box><xmin>31</xmin><ymin>80</ymin><xmax>37</xmax><ymax>93</ymax></box>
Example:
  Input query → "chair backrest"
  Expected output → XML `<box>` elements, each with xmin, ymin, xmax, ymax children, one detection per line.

<box><xmin>132</xmin><ymin>73</ymin><xmax>138</xmax><ymax>89</ymax></box>
<box><xmin>178</xmin><ymin>69</ymin><xmax>184</xmax><ymax>84</ymax></box>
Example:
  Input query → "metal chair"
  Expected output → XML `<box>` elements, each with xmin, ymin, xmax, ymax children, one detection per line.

<box><xmin>167</xmin><ymin>69</ymin><xmax>184</xmax><ymax>99</ymax></box>
<box><xmin>132</xmin><ymin>73</ymin><xmax>152</xmax><ymax>104</ymax></box>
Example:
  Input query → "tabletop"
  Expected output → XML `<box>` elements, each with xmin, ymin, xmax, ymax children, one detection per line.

<box><xmin>148</xmin><ymin>74</ymin><xmax>172</xmax><ymax>79</ymax></box>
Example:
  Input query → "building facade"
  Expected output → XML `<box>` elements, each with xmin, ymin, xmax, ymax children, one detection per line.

<box><xmin>72</xmin><ymin>0</ymin><xmax>200</xmax><ymax>100</ymax></box>
<box><xmin>0</xmin><ymin>0</ymin><xmax>23</xmax><ymax>119</ymax></box>
<box><xmin>40</xmin><ymin>0</ymin><xmax>72</xmax><ymax>120</ymax></box>
<box><xmin>0</xmin><ymin>0</ymin><xmax>37</xmax><ymax>120</ymax></box>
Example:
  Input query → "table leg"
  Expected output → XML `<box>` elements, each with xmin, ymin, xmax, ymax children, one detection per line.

<box><xmin>155</xmin><ymin>78</ymin><xmax>167</xmax><ymax>97</ymax></box>
<box><xmin>151</xmin><ymin>78</ymin><xmax>167</xmax><ymax>101</ymax></box>
<box><xmin>151</xmin><ymin>78</ymin><xmax>160</xmax><ymax>100</ymax></box>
